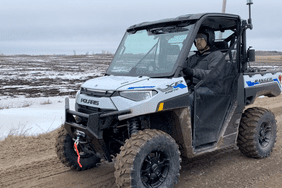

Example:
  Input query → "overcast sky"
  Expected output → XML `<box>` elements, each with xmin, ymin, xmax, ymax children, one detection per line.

<box><xmin>0</xmin><ymin>0</ymin><xmax>281</xmax><ymax>55</ymax></box>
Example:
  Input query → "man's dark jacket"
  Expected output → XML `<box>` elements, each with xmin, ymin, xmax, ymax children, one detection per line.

<box><xmin>183</xmin><ymin>47</ymin><xmax>223</xmax><ymax>85</ymax></box>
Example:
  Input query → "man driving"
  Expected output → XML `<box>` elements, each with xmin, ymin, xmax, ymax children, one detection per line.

<box><xmin>183</xmin><ymin>27</ymin><xmax>223</xmax><ymax>85</ymax></box>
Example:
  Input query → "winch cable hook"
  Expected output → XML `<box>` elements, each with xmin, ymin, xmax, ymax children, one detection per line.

<box><xmin>74</xmin><ymin>137</ymin><xmax>82</xmax><ymax>168</ymax></box>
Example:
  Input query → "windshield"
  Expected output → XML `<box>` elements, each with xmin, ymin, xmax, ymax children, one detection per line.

<box><xmin>106</xmin><ymin>24</ymin><xmax>192</xmax><ymax>77</ymax></box>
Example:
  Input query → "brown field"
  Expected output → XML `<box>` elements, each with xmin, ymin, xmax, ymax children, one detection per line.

<box><xmin>256</xmin><ymin>55</ymin><xmax>282</xmax><ymax>63</ymax></box>
<box><xmin>0</xmin><ymin>54</ymin><xmax>281</xmax><ymax>100</ymax></box>
<box><xmin>0</xmin><ymin>54</ymin><xmax>112</xmax><ymax>98</ymax></box>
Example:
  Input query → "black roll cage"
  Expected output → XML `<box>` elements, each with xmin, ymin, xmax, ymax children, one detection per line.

<box><xmin>174</xmin><ymin>13</ymin><xmax>242</xmax><ymax>77</ymax></box>
<box><xmin>110</xmin><ymin>13</ymin><xmax>246</xmax><ymax>78</ymax></box>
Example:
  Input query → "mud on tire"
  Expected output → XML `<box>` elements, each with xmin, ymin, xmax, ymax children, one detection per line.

<box><xmin>237</xmin><ymin>107</ymin><xmax>277</xmax><ymax>158</ymax></box>
<box><xmin>55</xmin><ymin>126</ymin><xmax>100</xmax><ymax>171</ymax></box>
<box><xmin>114</xmin><ymin>129</ymin><xmax>181</xmax><ymax>188</ymax></box>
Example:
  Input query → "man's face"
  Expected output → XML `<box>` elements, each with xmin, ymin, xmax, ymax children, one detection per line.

<box><xmin>195</xmin><ymin>33</ymin><xmax>207</xmax><ymax>51</ymax></box>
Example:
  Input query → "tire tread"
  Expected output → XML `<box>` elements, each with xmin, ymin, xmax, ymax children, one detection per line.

<box><xmin>237</xmin><ymin>107</ymin><xmax>277</xmax><ymax>158</ymax></box>
<box><xmin>114</xmin><ymin>129</ymin><xmax>181</xmax><ymax>188</ymax></box>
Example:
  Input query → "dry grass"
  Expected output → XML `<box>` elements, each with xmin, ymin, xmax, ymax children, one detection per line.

<box><xmin>0</xmin><ymin>123</ymin><xmax>63</xmax><ymax>142</ymax></box>
<box><xmin>1</xmin><ymin>128</ymin><xmax>59</xmax><ymax>145</ymax></box>
<box><xmin>0</xmin><ymin>106</ymin><xmax>10</xmax><ymax>110</ymax></box>
<box><xmin>7</xmin><ymin>123</ymin><xmax>32</xmax><ymax>137</ymax></box>
<box><xmin>40</xmin><ymin>99</ymin><xmax>52</xmax><ymax>105</ymax></box>
<box><xmin>0</xmin><ymin>101</ymin><xmax>32</xmax><ymax>109</ymax></box>
<box><xmin>22</xmin><ymin>103</ymin><xmax>31</xmax><ymax>108</ymax></box>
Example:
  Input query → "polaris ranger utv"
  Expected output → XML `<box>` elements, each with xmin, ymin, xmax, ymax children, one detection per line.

<box><xmin>56</xmin><ymin>1</ymin><xmax>282</xmax><ymax>187</ymax></box>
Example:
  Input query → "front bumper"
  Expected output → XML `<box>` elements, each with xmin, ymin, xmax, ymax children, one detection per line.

<box><xmin>63</xmin><ymin>98</ymin><xmax>131</xmax><ymax>161</ymax></box>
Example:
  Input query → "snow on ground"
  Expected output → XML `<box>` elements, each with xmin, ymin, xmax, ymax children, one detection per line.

<box><xmin>0</xmin><ymin>96</ymin><xmax>75</xmax><ymax>140</ymax></box>
<box><xmin>0</xmin><ymin>55</ymin><xmax>113</xmax><ymax>140</ymax></box>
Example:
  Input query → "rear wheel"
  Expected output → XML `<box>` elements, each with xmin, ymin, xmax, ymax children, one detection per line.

<box><xmin>55</xmin><ymin>126</ymin><xmax>101</xmax><ymax>170</ymax></box>
<box><xmin>237</xmin><ymin>107</ymin><xmax>277</xmax><ymax>158</ymax></box>
<box><xmin>114</xmin><ymin>129</ymin><xmax>181</xmax><ymax>188</ymax></box>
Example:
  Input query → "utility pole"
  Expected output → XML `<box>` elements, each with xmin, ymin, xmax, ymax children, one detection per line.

<box><xmin>219</xmin><ymin>0</ymin><xmax>227</xmax><ymax>39</ymax></box>
<box><xmin>222</xmin><ymin>0</ymin><xmax>227</xmax><ymax>13</ymax></box>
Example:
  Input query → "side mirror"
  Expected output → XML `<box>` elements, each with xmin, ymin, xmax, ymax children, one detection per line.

<box><xmin>247</xmin><ymin>47</ymin><xmax>255</xmax><ymax>62</ymax></box>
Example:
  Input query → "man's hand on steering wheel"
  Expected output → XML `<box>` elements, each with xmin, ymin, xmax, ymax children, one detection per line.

<box><xmin>183</xmin><ymin>67</ymin><xmax>194</xmax><ymax>80</ymax></box>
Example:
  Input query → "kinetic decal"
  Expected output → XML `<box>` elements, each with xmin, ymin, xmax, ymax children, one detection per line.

<box><xmin>273</xmin><ymin>78</ymin><xmax>279</xmax><ymax>85</ymax></box>
<box><xmin>157</xmin><ymin>80</ymin><xmax>187</xmax><ymax>94</ymax></box>
<box><xmin>173</xmin><ymin>83</ymin><xmax>187</xmax><ymax>89</ymax></box>
<box><xmin>80</xmin><ymin>98</ymin><xmax>99</xmax><ymax>105</ymax></box>
<box><xmin>128</xmin><ymin>86</ymin><xmax>155</xmax><ymax>89</ymax></box>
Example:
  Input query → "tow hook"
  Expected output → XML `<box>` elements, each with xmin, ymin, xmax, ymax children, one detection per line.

<box><xmin>73</xmin><ymin>130</ymin><xmax>86</xmax><ymax>168</ymax></box>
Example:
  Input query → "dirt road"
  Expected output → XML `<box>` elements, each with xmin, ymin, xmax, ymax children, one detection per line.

<box><xmin>1</xmin><ymin>95</ymin><xmax>282</xmax><ymax>188</ymax></box>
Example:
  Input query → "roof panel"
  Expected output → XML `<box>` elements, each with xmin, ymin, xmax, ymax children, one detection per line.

<box><xmin>127</xmin><ymin>13</ymin><xmax>240</xmax><ymax>32</ymax></box>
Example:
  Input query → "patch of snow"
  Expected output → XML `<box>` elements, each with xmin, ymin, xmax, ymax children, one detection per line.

<box><xmin>0</xmin><ymin>96</ymin><xmax>75</xmax><ymax>140</ymax></box>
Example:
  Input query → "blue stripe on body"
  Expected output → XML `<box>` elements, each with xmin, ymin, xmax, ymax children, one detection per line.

<box><xmin>128</xmin><ymin>86</ymin><xmax>155</xmax><ymax>89</ymax></box>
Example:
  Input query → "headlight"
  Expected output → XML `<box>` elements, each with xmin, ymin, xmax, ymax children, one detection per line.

<box><xmin>120</xmin><ymin>90</ymin><xmax>158</xmax><ymax>101</ymax></box>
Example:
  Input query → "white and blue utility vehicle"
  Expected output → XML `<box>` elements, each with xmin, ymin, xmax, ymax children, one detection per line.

<box><xmin>56</xmin><ymin>1</ymin><xmax>282</xmax><ymax>187</ymax></box>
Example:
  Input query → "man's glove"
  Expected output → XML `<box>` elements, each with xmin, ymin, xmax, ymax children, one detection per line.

<box><xmin>183</xmin><ymin>67</ymin><xmax>194</xmax><ymax>79</ymax></box>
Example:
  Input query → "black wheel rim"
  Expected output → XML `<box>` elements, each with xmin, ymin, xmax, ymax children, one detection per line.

<box><xmin>141</xmin><ymin>150</ymin><xmax>170</xmax><ymax>188</ymax></box>
<box><xmin>259</xmin><ymin>122</ymin><xmax>272</xmax><ymax>148</ymax></box>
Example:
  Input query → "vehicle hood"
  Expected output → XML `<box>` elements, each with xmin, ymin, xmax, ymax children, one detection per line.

<box><xmin>80</xmin><ymin>75</ymin><xmax>151</xmax><ymax>91</ymax></box>
<box><xmin>81</xmin><ymin>75</ymin><xmax>187</xmax><ymax>93</ymax></box>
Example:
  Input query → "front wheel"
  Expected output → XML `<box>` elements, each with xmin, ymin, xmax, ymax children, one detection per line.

<box><xmin>237</xmin><ymin>107</ymin><xmax>277</xmax><ymax>158</ymax></box>
<box><xmin>114</xmin><ymin>129</ymin><xmax>181</xmax><ymax>188</ymax></box>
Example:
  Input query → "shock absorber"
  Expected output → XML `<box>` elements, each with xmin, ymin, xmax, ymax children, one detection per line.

<box><xmin>128</xmin><ymin>118</ymin><xmax>139</xmax><ymax>136</ymax></box>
